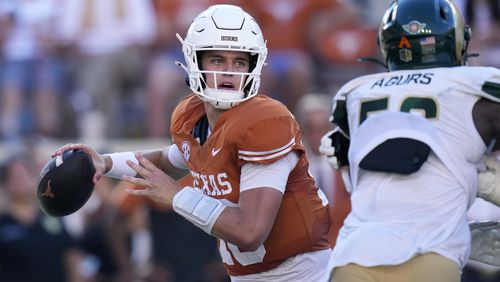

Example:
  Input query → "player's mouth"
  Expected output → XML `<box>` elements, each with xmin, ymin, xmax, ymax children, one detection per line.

<box><xmin>218</xmin><ymin>82</ymin><xmax>236</xmax><ymax>90</ymax></box>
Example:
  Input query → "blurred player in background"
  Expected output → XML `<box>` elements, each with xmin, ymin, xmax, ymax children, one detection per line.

<box><xmin>319</xmin><ymin>0</ymin><xmax>500</xmax><ymax>281</ymax></box>
<box><xmin>53</xmin><ymin>4</ymin><xmax>332</xmax><ymax>282</ymax></box>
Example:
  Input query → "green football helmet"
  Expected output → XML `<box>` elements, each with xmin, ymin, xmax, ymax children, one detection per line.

<box><xmin>379</xmin><ymin>0</ymin><xmax>471</xmax><ymax>71</ymax></box>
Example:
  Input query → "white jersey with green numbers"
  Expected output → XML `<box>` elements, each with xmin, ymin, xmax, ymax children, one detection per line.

<box><xmin>328</xmin><ymin>66</ymin><xmax>500</xmax><ymax>270</ymax></box>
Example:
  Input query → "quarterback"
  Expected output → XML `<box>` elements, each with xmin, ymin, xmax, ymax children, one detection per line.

<box><xmin>53</xmin><ymin>5</ymin><xmax>332</xmax><ymax>282</ymax></box>
<box><xmin>320</xmin><ymin>0</ymin><xmax>500</xmax><ymax>281</ymax></box>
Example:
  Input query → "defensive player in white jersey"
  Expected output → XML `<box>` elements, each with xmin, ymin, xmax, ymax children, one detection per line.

<box><xmin>53</xmin><ymin>5</ymin><xmax>333</xmax><ymax>282</ymax></box>
<box><xmin>319</xmin><ymin>0</ymin><xmax>500</xmax><ymax>281</ymax></box>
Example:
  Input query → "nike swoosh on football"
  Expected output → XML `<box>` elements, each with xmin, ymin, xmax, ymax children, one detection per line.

<box><xmin>212</xmin><ymin>147</ymin><xmax>222</xmax><ymax>156</ymax></box>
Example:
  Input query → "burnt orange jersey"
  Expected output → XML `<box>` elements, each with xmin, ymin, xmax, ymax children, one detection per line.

<box><xmin>170</xmin><ymin>94</ymin><xmax>331</xmax><ymax>276</ymax></box>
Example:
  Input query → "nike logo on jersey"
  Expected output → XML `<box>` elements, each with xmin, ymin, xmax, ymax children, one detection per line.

<box><xmin>212</xmin><ymin>147</ymin><xmax>222</xmax><ymax>156</ymax></box>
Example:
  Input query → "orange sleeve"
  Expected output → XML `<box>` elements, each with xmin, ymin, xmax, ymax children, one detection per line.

<box><xmin>236</xmin><ymin>115</ymin><xmax>301</xmax><ymax>165</ymax></box>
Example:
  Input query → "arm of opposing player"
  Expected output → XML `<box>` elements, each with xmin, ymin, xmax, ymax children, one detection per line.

<box><xmin>478</xmin><ymin>155</ymin><xmax>500</xmax><ymax>206</ymax></box>
<box><xmin>473</xmin><ymin>98</ymin><xmax>500</xmax><ymax>204</ymax></box>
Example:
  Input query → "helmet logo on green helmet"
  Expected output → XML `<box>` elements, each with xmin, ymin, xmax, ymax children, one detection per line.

<box><xmin>403</xmin><ymin>21</ymin><xmax>427</xmax><ymax>35</ymax></box>
<box><xmin>398</xmin><ymin>36</ymin><xmax>413</xmax><ymax>63</ymax></box>
<box><xmin>399</xmin><ymin>49</ymin><xmax>413</xmax><ymax>63</ymax></box>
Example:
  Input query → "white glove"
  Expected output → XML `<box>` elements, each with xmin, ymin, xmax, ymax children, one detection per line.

<box><xmin>469</xmin><ymin>220</ymin><xmax>500</xmax><ymax>266</ymax></box>
<box><xmin>319</xmin><ymin>129</ymin><xmax>339</xmax><ymax>169</ymax></box>
<box><xmin>477</xmin><ymin>156</ymin><xmax>500</xmax><ymax>206</ymax></box>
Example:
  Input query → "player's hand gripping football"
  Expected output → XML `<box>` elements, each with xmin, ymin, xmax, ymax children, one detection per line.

<box><xmin>123</xmin><ymin>153</ymin><xmax>182</xmax><ymax>206</ymax></box>
<box><xmin>469</xmin><ymin>220</ymin><xmax>500</xmax><ymax>266</ymax></box>
<box><xmin>52</xmin><ymin>143</ymin><xmax>107</xmax><ymax>184</ymax></box>
<box><xmin>319</xmin><ymin>126</ymin><xmax>350</xmax><ymax>170</ymax></box>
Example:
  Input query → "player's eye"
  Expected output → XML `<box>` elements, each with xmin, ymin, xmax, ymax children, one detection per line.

<box><xmin>235</xmin><ymin>60</ymin><xmax>248</xmax><ymax>68</ymax></box>
<box><xmin>211</xmin><ymin>58</ymin><xmax>223</xmax><ymax>65</ymax></box>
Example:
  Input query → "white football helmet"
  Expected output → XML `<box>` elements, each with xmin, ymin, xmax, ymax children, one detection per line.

<box><xmin>176</xmin><ymin>5</ymin><xmax>267</xmax><ymax>110</ymax></box>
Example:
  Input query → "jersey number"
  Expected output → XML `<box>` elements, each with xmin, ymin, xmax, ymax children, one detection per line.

<box><xmin>359</xmin><ymin>97</ymin><xmax>438</xmax><ymax>124</ymax></box>
<box><xmin>219</xmin><ymin>239</ymin><xmax>266</xmax><ymax>266</ymax></box>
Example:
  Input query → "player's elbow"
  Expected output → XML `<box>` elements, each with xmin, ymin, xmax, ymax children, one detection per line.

<box><xmin>236</xmin><ymin>227</ymin><xmax>267</xmax><ymax>251</ymax></box>
<box><xmin>238</xmin><ymin>235</ymin><xmax>265</xmax><ymax>251</ymax></box>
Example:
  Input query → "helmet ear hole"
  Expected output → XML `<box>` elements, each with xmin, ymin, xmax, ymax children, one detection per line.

<box><xmin>461</xmin><ymin>25</ymin><xmax>472</xmax><ymax>61</ymax></box>
<box><xmin>439</xmin><ymin>6</ymin><xmax>448</xmax><ymax>20</ymax></box>
<box><xmin>464</xmin><ymin>25</ymin><xmax>472</xmax><ymax>41</ymax></box>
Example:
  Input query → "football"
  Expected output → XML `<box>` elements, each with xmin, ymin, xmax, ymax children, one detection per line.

<box><xmin>37</xmin><ymin>150</ymin><xmax>95</xmax><ymax>217</ymax></box>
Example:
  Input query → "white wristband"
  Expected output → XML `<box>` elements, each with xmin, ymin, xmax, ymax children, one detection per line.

<box><xmin>104</xmin><ymin>152</ymin><xmax>139</xmax><ymax>179</ymax></box>
<box><xmin>172</xmin><ymin>186</ymin><xmax>226</xmax><ymax>235</ymax></box>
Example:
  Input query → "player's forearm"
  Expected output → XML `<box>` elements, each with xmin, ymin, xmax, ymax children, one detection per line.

<box><xmin>156</xmin><ymin>147</ymin><xmax>189</xmax><ymax>180</ymax></box>
<box><xmin>171</xmin><ymin>186</ymin><xmax>278</xmax><ymax>251</ymax></box>
<box><xmin>211</xmin><ymin>188</ymin><xmax>281</xmax><ymax>250</ymax></box>
<box><xmin>211</xmin><ymin>206</ymin><xmax>271</xmax><ymax>251</ymax></box>
<box><xmin>104</xmin><ymin>150</ymin><xmax>162</xmax><ymax>179</ymax></box>
<box><xmin>105</xmin><ymin>147</ymin><xmax>186</xmax><ymax>179</ymax></box>
<box><xmin>137</xmin><ymin>149</ymin><xmax>165</xmax><ymax>169</ymax></box>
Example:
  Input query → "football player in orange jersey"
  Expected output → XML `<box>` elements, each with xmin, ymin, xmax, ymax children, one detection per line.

<box><xmin>53</xmin><ymin>4</ymin><xmax>333</xmax><ymax>281</ymax></box>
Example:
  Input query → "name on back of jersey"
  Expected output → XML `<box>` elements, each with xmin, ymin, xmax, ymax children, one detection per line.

<box><xmin>371</xmin><ymin>72</ymin><xmax>434</xmax><ymax>89</ymax></box>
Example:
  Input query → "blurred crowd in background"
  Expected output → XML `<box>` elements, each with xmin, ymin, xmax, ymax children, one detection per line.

<box><xmin>0</xmin><ymin>0</ymin><xmax>499</xmax><ymax>281</ymax></box>
<box><xmin>0</xmin><ymin>0</ymin><xmax>499</xmax><ymax>142</ymax></box>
